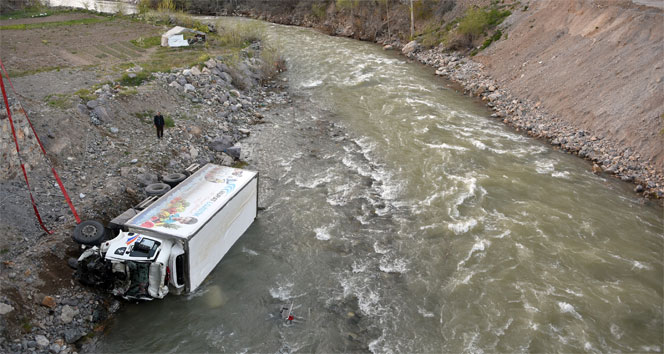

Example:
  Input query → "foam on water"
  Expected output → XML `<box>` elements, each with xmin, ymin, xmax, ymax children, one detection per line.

<box><xmin>314</xmin><ymin>226</ymin><xmax>332</xmax><ymax>241</ymax></box>
<box><xmin>457</xmin><ymin>238</ymin><xmax>491</xmax><ymax>269</ymax></box>
<box><xmin>378</xmin><ymin>257</ymin><xmax>408</xmax><ymax>274</ymax></box>
<box><xmin>557</xmin><ymin>302</ymin><xmax>582</xmax><ymax>320</ymax></box>
<box><xmin>448</xmin><ymin>218</ymin><xmax>478</xmax><ymax>234</ymax></box>
<box><xmin>535</xmin><ymin>160</ymin><xmax>555</xmax><ymax>174</ymax></box>
<box><xmin>425</xmin><ymin>142</ymin><xmax>469</xmax><ymax>151</ymax></box>
<box><xmin>241</xmin><ymin>247</ymin><xmax>259</xmax><ymax>256</ymax></box>
<box><xmin>417</xmin><ymin>306</ymin><xmax>435</xmax><ymax>318</ymax></box>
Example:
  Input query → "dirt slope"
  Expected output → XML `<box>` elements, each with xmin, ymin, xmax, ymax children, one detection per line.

<box><xmin>475</xmin><ymin>0</ymin><xmax>664</xmax><ymax>172</ymax></box>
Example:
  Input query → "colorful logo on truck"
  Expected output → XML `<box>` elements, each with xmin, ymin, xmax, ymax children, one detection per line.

<box><xmin>140</xmin><ymin>197</ymin><xmax>198</xmax><ymax>230</ymax></box>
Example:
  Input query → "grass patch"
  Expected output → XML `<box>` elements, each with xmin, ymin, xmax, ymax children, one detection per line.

<box><xmin>21</xmin><ymin>319</ymin><xmax>33</xmax><ymax>333</ymax></box>
<box><xmin>118</xmin><ymin>87</ymin><xmax>138</xmax><ymax>97</ymax></box>
<box><xmin>45</xmin><ymin>93</ymin><xmax>71</xmax><ymax>108</ymax></box>
<box><xmin>75</xmin><ymin>88</ymin><xmax>97</xmax><ymax>102</ymax></box>
<box><xmin>0</xmin><ymin>17</ymin><xmax>109</xmax><ymax>30</ymax></box>
<box><xmin>131</xmin><ymin>36</ymin><xmax>161</xmax><ymax>49</ymax></box>
<box><xmin>119</xmin><ymin>71</ymin><xmax>151</xmax><ymax>86</ymax></box>
<box><xmin>217</xmin><ymin>21</ymin><xmax>265</xmax><ymax>48</ymax></box>
<box><xmin>232</xmin><ymin>160</ymin><xmax>248</xmax><ymax>169</ymax></box>
<box><xmin>456</xmin><ymin>7</ymin><xmax>511</xmax><ymax>40</ymax></box>
<box><xmin>164</xmin><ymin>116</ymin><xmax>175</xmax><ymax>128</ymax></box>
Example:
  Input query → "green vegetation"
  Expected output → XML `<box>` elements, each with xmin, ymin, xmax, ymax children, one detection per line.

<box><xmin>21</xmin><ymin>319</ymin><xmax>33</xmax><ymax>333</ymax></box>
<box><xmin>75</xmin><ymin>88</ymin><xmax>97</xmax><ymax>102</ymax></box>
<box><xmin>164</xmin><ymin>116</ymin><xmax>175</xmax><ymax>128</ymax></box>
<box><xmin>217</xmin><ymin>21</ymin><xmax>265</xmax><ymax>48</ymax></box>
<box><xmin>456</xmin><ymin>7</ymin><xmax>510</xmax><ymax>40</ymax></box>
<box><xmin>471</xmin><ymin>29</ymin><xmax>503</xmax><ymax>55</ymax></box>
<box><xmin>0</xmin><ymin>17</ymin><xmax>109</xmax><ymax>30</ymax></box>
<box><xmin>312</xmin><ymin>3</ymin><xmax>326</xmax><ymax>19</ymax></box>
<box><xmin>336</xmin><ymin>0</ymin><xmax>359</xmax><ymax>10</ymax></box>
<box><xmin>45</xmin><ymin>93</ymin><xmax>71</xmax><ymax>108</ymax></box>
<box><xmin>131</xmin><ymin>36</ymin><xmax>161</xmax><ymax>49</ymax></box>
<box><xmin>119</xmin><ymin>71</ymin><xmax>151</xmax><ymax>86</ymax></box>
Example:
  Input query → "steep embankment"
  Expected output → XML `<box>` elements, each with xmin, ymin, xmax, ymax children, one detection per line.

<box><xmin>474</xmin><ymin>0</ymin><xmax>663</xmax><ymax>176</ymax></box>
<box><xmin>234</xmin><ymin>0</ymin><xmax>663</xmax><ymax>198</ymax></box>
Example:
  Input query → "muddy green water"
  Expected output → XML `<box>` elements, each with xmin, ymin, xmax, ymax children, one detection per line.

<box><xmin>99</xmin><ymin>19</ymin><xmax>663</xmax><ymax>353</ymax></box>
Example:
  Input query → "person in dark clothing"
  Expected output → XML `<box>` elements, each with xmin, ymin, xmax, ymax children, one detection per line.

<box><xmin>154</xmin><ymin>112</ymin><xmax>165</xmax><ymax>139</ymax></box>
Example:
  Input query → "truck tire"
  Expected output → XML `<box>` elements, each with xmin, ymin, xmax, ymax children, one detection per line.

<box><xmin>72</xmin><ymin>220</ymin><xmax>107</xmax><ymax>246</ymax></box>
<box><xmin>162</xmin><ymin>173</ymin><xmax>186</xmax><ymax>187</ymax></box>
<box><xmin>145</xmin><ymin>183</ymin><xmax>171</xmax><ymax>196</ymax></box>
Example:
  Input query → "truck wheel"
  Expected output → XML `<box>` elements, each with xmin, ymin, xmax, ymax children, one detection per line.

<box><xmin>72</xmin><ymin>220</ymin><xmax>107</xmax><ymax>246</ymax></box>
<box><xmin>162</xmin><ymin>173</ymin><xmax>186</xmax><ymax>187</ymax></box>
<box><xmin>145</xmin><ymin>183</ymin><xmax>171</xmax><ymax>196</ymax></box>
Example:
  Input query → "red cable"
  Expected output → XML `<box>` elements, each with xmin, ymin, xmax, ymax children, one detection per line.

<box><xmin>0</xmin><ymin>59</ymin><xmax>81</xmax><ymax>230</ymax></box>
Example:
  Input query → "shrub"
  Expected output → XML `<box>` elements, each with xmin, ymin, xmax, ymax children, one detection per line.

<box><xmin>259</xmin><ymin>43</ymin><xmax>286</xmax><ymax>81</ymax></box>
<box><xmin>217</xmin><ymin>21</ymin><xmax>265</xmax><ymax>47</ymax></box>
<box><xmin>119</xmin><ymin>71</ymin><xmax>151</xmax><ymax>86</ymax></box>
<box><xmin>456</xmin><ymin>6</ymin><xmax>510</xmax><ymax>41</ymax></box>
<box><xmin>158</xmin><ymin>0</ymin><xmax>175</xmax><ymax>12</ymax></box>
<box><xmin>164</xmin><ymin>116</ymin><xmax>175</xmax><ymax>128</ymax></box>
<box><xmin>312</xmin><ymin>3</ymin><xmax>326</xmax><ymax>19</ymax></box>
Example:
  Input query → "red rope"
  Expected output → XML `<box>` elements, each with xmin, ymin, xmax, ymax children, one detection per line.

<box><xmin>0</xmin><ymin>59</ymin><xmax>81</xmax><ymax>231</ymax></box>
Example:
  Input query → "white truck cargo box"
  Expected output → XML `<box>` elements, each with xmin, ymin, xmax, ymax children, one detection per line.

<box><xmin>124</xmin><ymin>164</ymin><xmax>258</xmax><ymax>293</ymax></box>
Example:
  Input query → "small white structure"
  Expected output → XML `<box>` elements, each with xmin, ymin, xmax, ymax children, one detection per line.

<box><xmin>161</xmin><ymin>26</ymin><xmax>206</xmax><ymax>47</ymax></box>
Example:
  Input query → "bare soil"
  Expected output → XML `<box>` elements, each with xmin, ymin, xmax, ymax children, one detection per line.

<box><xmin>474</xmin><ymin>0</ymin><xmax>664</xmax><ymax>173</ymax></box>
<box><xmin>1</xmin><ymin>14</ymin><xmax>162</xmax><ymax>75</ymax></box>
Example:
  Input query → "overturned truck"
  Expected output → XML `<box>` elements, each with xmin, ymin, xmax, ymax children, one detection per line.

<box><xmin>74</xmin><ymin>164</ymin><xmax>258</xmax><ymax>300</ymax></box>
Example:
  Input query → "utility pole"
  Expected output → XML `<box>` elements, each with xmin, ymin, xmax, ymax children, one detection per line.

<box><xmin>410</xmin><ymin>0</ymin><xmax>414</xmax><ymax>40</ymax></box>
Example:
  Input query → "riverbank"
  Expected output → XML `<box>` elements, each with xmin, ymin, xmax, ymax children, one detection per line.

<box><xmin>0</xmin><ymin>11</ymin><xmax>290</xmax><ymax>352</ymax></box>
<box><xmin>233</xmin><ymin>0</ymin><xmax>663</xmax><ymax>201</ymax></box>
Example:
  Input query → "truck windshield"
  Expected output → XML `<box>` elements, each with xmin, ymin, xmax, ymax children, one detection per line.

<box><xmin>129</xmin><ymin>238</ymin><xmax>160</xmax><ymax>258</ymax></box>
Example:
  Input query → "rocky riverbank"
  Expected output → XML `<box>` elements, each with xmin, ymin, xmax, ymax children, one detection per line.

<box><xmin>0</xmin><ymin>42</ymin><xmax>291</xmax><ymax>353</ymax></box>
<box><xmin>232</xmin><ymin>0</ymin><xmax>663</xmax><ymax>202</ymax></box>
<box><xmin>396</xmin><ymin>42</ymin><xmax>663</xmax><ymax>200</ymax></box>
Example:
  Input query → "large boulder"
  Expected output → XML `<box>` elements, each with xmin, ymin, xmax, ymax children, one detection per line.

<box><xmin>402</xmin><ymin>40</ymin><xmax>419</xmax><ymax>55</ymax></box>
<box><xmin>209</xmin><ymin>135</ymin><xmax>234</xmax><ymax>152</ymax></box>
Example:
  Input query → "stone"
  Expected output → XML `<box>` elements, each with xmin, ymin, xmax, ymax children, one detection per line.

<box><xmin>592</xmin><ymin>163</ymin><xmax>601</xmax><ymax>174</ymax></box>
<box><xmin>0</xmin><ymin>303</ymin><xmax>14</xmax><ymax>315</ymax></box>
<box><xmin>79</xmin><ymin>193</ymin><xmax>85</xmax><ymax>199</ymax></box>
<box><xmin>41</xmin><ymin>296</ymin><xmax>56</xmax><ymax>309</ymax></box>
<box><xmin>177</xmin><ymin>76</ymin><xmax>187</xmax><ymax>86</ymax></box>
<box><xmin>184</xmin><ymin>84</ymin><xmax>196</xmax><ymax>93</ymax></box>
<box><xmin>49</xmin><ymin>343</ymin><xmax>61</xmax><ymax>353</ymax></box>
<box><xmin>190</xmin><ymin>66</ymin><xmax>201</xmax><ymax>76</ymax></box>
<box><xmin>136</xmin><ymin>173</ymin><xmax>158</xmax><ymax>186</ymax></box>
<box><xmin>220</xmin><ymin>72</ymin><xmax>232</xmax><ymax>84</ymax></box>
<box><xmin>189</xmin><ymin>146</ymin><xmax>199</xmax><ymax>159</ymax></box>
<box><xmin>63</xmin><ymin>329</ymin><xmax>82</xmax><ymax>344</ymax></box>
<box><xmin>109</xmin><ymin>127</ymin><xmax>119</xmax><ymax>134</ymax></box>
<box><xmin>35</xmin><ymin>335</ymin><xmax>49</xmax><ymax>348</ymax></box>
<box><xmin>205</xmin><ymin>58</ymin><xmax>217</xmax><ymax>68</ymax></box>
<box><xmin>225</xmin><ymin>146</ymin><xmax>241</xmax><ymax>160</ymax></box>
<box><xmin>402</xmin><ymin>40</ymin><xmax>419</xmax><ymax>55</ymax></box>
<box><xmin>86</xmin><ymin>100</ymin><xmax>99</xmax><ymax>109</ymax></box>
<box><xmin>169</xmin><ymin>81</ymin><xmax>182</xmax><ymax>91</ymax></box>
<box><xmin>190</xmin><ymin>126</ymin><xmax>202</xmax><ymax>136</ymax></box>
<box><xmin>383</xmin><ymin>44</ymin><xmax>393</xmax><ymax>50</ymax></box>
<box><xmin>634</xmin><ymin>184</ymin><xmax>644</xmax><ymax>193</ymax></box>
<box><xmin>210</xmin><ymin>135</ymin><xmax>234</xmax><ymax>152</ymax></box>
<box><xmin>60</xmin><ymin>305</ymin><xmax>79</xmax><ymax>324</ymax></box>
<box><xmin>487</xmin><ymin>92</ymin><xmax>502</xmax><ymax>102</ymax></box>
<box><xmin>93</xmin><ymin>106</ymin><xmax>111</xmax><ymax>122</ymax></box>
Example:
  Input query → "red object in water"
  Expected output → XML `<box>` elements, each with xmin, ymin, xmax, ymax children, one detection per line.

<box><xmin>287</xmin><ymin>315</ymin><xmax>294</xmax><ymax>321</ymax></box>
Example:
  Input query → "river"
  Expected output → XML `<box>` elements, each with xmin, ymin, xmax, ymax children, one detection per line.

<box><xmin>96</xmin><ymin>18</ymin><xmax>663</xmax><ymax>353</ymax></box>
